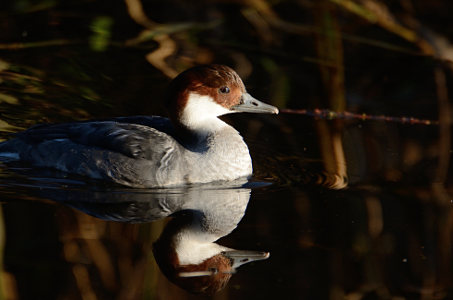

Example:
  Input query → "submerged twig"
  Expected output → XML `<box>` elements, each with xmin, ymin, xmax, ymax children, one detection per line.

<box><xmin>313</xmin><ymin>3</ymin><xmax>348</xmax><ymax>190</ymax></box>
<box><xmin>281</xmin><ymin>108</ymin><xmax>438</xmax><ymax>125</ymax></box>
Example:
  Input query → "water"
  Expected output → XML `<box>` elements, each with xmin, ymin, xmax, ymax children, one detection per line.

<box><xmin>1</xmin><ymin>1</ymin><xmax>453</xmax><ymax>299</ymax></box>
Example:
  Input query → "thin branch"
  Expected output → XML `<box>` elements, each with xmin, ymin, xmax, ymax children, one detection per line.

<box><xmin>281</xmin><ymin>108</ymin><xmax>438</xmax><ymax>125</ymax></box>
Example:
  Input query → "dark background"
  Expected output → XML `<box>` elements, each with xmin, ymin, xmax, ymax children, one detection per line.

<box><xmin>1</xmin><ymin>0</ymin><xmax>453</xmax><ymax>299</ymax></box>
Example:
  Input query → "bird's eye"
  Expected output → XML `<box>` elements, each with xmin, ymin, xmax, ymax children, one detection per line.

<box><xmin>219</xmin><ymin>86</ymin><xmax>230</xmax><ymax>94</ymax></box>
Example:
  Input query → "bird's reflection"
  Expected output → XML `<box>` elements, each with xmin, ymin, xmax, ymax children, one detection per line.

<box><xmin>150</xmin><ymin>182</ymin><xmax>269</xmax><ymax>294</ymax></box>
<box><xmin>1</xmin><ymin>170</ymin><xmax>270</xmax><ymax>294</ymax></box>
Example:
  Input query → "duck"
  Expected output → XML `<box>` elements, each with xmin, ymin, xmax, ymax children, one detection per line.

<box><xmin>0</xmin><ymin>64</ymin><xmax>278</xmax><ymax>188</ymax></box>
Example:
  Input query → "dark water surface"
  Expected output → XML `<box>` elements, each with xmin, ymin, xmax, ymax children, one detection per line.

<box><xmin>1</xmin><ymin>1</ymin><xmax>453</xmax><ymax>299</ymax></box>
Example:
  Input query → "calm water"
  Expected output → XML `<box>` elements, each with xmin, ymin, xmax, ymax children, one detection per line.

<box><xmin>1</xmin><ymin>1</ymin><xmax>453</xmax><ymax>299</ymax></box>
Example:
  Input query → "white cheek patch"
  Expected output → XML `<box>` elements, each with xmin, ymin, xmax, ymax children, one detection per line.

<box><xmin>184</xmin><ymin>93</ymin><xmax>231</xmax><ymax>117</ymax></box>
<box><xmin>180</xmin><ymin>93</ymin><xmax>232</xmax><ymax>132</ymax></box>
<box><xmin>176</xmin><ymin>239</ymin><xmax>228</xmax><ymax>265</ymax></box>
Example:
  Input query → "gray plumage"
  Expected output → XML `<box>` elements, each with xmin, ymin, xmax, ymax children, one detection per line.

<box><xmin>0</xmin><ymin>116</ymin><xmax>252</xmax><ymax>188</ymax></box>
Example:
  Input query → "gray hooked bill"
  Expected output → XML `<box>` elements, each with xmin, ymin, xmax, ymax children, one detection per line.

<box><xmin>231</xmin><ymin>93</ymin><xmax>279</xmax><ymax>114</ymax></box>
<box><xmin>222</xmin><ymin>250</ymin><xmax>270</xmax><ymax>269</ymax></box>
